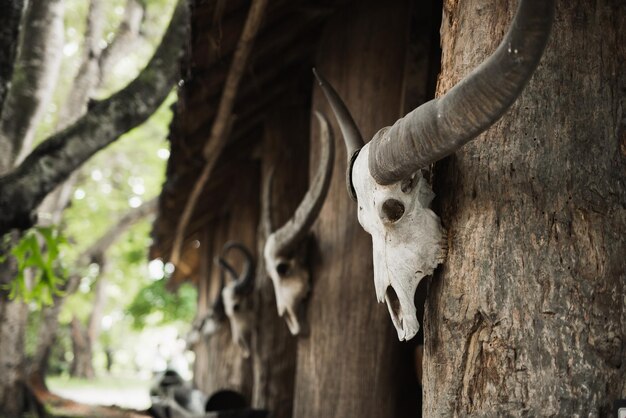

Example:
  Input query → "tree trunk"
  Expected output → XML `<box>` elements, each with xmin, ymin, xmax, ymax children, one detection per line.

<box><xmin>292</xmin><ymin>1</ymin><xmax>419</xmax><ymax>417</ymax></box>
<box><xmin>425</xmin><ymin>1</ymin><xmax>626</xmax><ymax>416</ymax></box>
<box><xmin>70</xmin><ymin>316</ymin><xmax>95</xmax><ymax>379</ymax></box>
<box><xmin>250</xmin><ymin>108</ymin><xmax>307</xmax><ymax>418</ymax></box>
<box><xmin>0</xmin><ymin>239</ymin><xmax>28</xmax><ymax>417</ymax></box>
<box><xmin>0</xmin><ymin>0</ymin><xmax>24</xmax><ymax>120</ymax></box>
<box><xmin>0</xmin><ymin>0</ymin><xmax>64</xmax><ymax>168</ymax></box>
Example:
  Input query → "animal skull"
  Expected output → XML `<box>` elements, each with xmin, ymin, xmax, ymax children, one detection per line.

<box><xmin>263</xmin><ymin>112</ymin><xmax>334</xmax><ymax>335</ymax></box>
<box><xmin>315</xmin><ymin>0</ymin><xmax>553</xmax><ymax>340</ymax></box>
<box><xmin>218</xmin><ymin>242</ymin><xmax>255</xmax><ymax>357</ymax></box>
<box><xmin>185</xmin><ymin>292</ymin><xmax>226</xmax><ymax>348</ymax></box>
<box><xmin>353</xmin><ymin>143</ymin><xmax>446</xmax><ymax>340</ymax></box>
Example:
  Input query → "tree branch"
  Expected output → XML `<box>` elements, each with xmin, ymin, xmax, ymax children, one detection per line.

<box><xmin>79</xmin><ymin>197</ymin><xmax>157</xmax><ymax>264</ymax></box>
<box><xmin>55</xmin><ymin>0</ymin><xmax>105</xmax><ymax>131</ymax></box>
<box><xmin>98</xmin><ymin>0</ymin><xmax>146</xmax><ymax>86</ymax></box>
<box><xmin>169</xmin><ymin>0</ymin><xmax>268</xmax><ymax>265</ymax></box>
<box><xmin>0</xmin><ymin>0</ymin><xmax>188</xmax><ymax>235</ymax></box>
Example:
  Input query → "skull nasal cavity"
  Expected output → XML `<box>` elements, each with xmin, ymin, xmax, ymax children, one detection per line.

<box><xmin>382</xmin><ymin>199</ymin><xmax>405</xmax><ymax>222</ymax></box>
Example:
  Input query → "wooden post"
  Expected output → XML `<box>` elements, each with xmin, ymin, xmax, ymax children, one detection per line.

<box><xmin>292</xmin><ymin>1</ymin><xmax>419</xmax><ymax>416</ymax></box>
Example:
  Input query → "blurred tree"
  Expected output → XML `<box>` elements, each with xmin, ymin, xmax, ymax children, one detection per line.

<box><xmin>0</xmin><ymin>0</ymin><xmax>187</xmax><ymax>414</ymax></box>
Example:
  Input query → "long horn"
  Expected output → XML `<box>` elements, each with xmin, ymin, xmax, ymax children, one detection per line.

<box><xmin>313</xmin><ymin>69</ymin><xmax>363</xmax><ymax>199</ymax></box>
<box><xmin>368</xmin><ymin>0</ymin><xmax>554</xmax><ymax>185</ymax></box>
<box><xmin>261</xmin><ymin>166</ymin><xmax>275</xmax><ymax>238</ymax></box>
<box><xmin>222</xmin><ymin>242</ymin><xmax>255</xmax><ymax>295</ymax></box>
<box><xmin>271</xmin><ymin>111</ymin><xmax>334</xmax><ymax>256</ymax></box>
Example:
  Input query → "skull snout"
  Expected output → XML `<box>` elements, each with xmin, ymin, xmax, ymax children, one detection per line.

<box><xmin>383</xmin><ymin>284</ymin><xmax>420</xmax><ymax>341</ymax></box>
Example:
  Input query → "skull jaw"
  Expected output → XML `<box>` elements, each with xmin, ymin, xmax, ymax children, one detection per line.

<box><xmin>235</xmin><ymin>333</ymin><xmax>251</xmax><ymax>358</ymax></box>
<box><xmin>283</xmin><ymin>307</ymin><xmax>301</xmax><ymax>335</ymax></box>
<box><xmin>229</xmin><ymin>320</ymin><xmax>251</xmax><ymax>358</ymax></box>
<box><xmin>384</xmin><ymin>286</ymin><xmax>420</xmax><ymax>341</ymax></box>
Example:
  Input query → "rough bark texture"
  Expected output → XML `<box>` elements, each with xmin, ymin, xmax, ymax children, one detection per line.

<box><xmin>250</xmin><ymin>109</ymin><xmax>307</xmax><ymax>418</ymax></box>
<box><xmin>0</xmin><ymin>0</ymin><xmax>188</xmax><ymax>235</ymax></box>
<box><xmin>193</xmin><ymin>165</ymin><xmax>258</xmax><ymax>401</ymax></box>
<box><xmin>425</xmin><ymin>1</ymin><xmax>626</xmax><ymax>416</ymax></box>
<box><xmin>0</xmin><ymin>0</ymin><xmax>64</xmax><ymax>168</ymax></box>
<box><xmin>0</xmin><ymin>0</ymin><xmax>24</xmax><ymax>121</ymax></box>
<box><xmin>0</xmin><ymin>235</ymin><xmax>28</xmax><ymax>417</ymax></box>
<box><xmin>292</xmin><ymin>1</ymin><xmax>419</xmax><ymax>417</ymax></box>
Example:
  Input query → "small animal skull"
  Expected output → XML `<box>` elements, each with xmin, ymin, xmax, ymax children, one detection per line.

<box><xmin>315</xmin><ymin>0</ymin><xmax>553</xmax><ymax>340</ymax></box>
<box><xmin>263</xmin><ymin>112</ymin><xmax>334</xmax><ymax>335</ymax></box>
<box><xmin>264</xmin><ymin>236</ymin><xmax>310</xmax><ymax>335</ymax></box>
<box><xmin>217</xmin><ymin>242</ymin><xmax>255</xmax><ymax>357</ymax></box>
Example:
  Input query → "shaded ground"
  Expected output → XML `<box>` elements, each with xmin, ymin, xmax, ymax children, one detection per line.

<box><xmin>47</xmin><ymin>376</ymin><xmax>151</xmax><ymax>410</ymax></box>
<box><xmin>27</xmin><ymin>375</ymin><xmax>152</xmax><ymax>418</ymax></box>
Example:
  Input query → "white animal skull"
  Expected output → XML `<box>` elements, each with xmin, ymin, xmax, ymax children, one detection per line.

<box><xmin>221</xmin><ymin>284</ymin><xmax>253</xmax><ymax>358</ymax></box>
<box><xmin>263</xmin><ymin>112</ymin><xmax>334</xmax><ymax>335</ymax></box>
<box><xmin>353</xmin><ymin>142</ymin><xmax>446</xmax><ymax>341</ymax></box>
<box><xmin>217</xmin><ymin>242</ymin><xmax>255</xmax><ymax>357</ymax></box>
<box><xmin>264</xmin><ymin>236</ymin><xmax>310</xmax><ymax>335</ymax></box>
<box><xmin>315</xmin><ymin>0</ymin><xmax>553</xmax><ymax>340</ymax></box>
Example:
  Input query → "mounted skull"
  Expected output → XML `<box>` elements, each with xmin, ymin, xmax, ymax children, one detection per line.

<box><xmin>315</xmin><ymin>0</ymin><xmax>554</xmax><ymax>341</ymax></box>
<box><xmin>185</xmin><ymin>277</ymin><xmax>226</xmax><ymax>348</ymax></box>
<box><xmin>263</xmin><ymin>111</ymin><xmax>334</xmax><ymax>335</ymax></box>
<box><xmin>217</xmin><ymin>242</ymin><xmax>255</xmax><ymax>357</ymax></box>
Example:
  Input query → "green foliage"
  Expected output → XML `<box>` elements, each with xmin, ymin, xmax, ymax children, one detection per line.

<box><xmin>1</xmin><ymin>227</ymin><xmax>69</xmax><ymax>306</ymax></box>
<box><xmin>126</xmin><ymin>279</ymin><xmax>196</xmax><ymax>329</ymax></box>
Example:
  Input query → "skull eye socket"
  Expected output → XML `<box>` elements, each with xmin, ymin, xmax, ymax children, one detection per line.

<box><xmin>381</xmin><ymin>199</ymin><xmax>405</xmax><ymax>223</ymax></box>
<box><xmin>233</xmin><ymin>303</ymin><xmax>241</xmax><ymax>312</ymax></box>
<box><xmin>276</xmin><ymin>262</ymin><xmax>290</xmax><ymax>277</ymax></box>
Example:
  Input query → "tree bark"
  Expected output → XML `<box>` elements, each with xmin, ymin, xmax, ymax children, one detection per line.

<box><xmin>0</xmin><ymin>0</ymin><xmax>24</xmax><ymax>121</ymax></box>
<box><xmin>250</xmin><ymin>109</ymin><xmax>307</xmax><ymax>418</ymax></box>
<box><xmin>0</xmin><ymin>234</ymin><xmax>28</xmax><ymax>417</ymax></box>
<box><xmin>0</xmin><ymin>0</ymin><xmax>64</xmax><ymax>168</ymax></box>
<box><xmin>425</xmin><ymin>0</ymin><xmax>626</xmax><ymax>416</ymax></box>
<box><xmin>292</xmin><ymin>1</ymin><xmax>419</xmax><ymax>417</ymax></box>
<box><xmin>0</xmin><ymin>0</ymin><xmax>188</xmax><ymax>235</ymax></box>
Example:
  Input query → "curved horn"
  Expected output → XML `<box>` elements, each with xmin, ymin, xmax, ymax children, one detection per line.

<box><xmin>368</xmin><ymin>0</ymin><xmax>554</xmax><ymax>185</ymax></box>
<box><xmin>313</xmin><ymin>69</ymin><xmax>363</xmax><ymax>199</ymax></box>
<box><xmin>261</xmin><ymin>166</ymin><xmax>275</xmax><ymax>237</ymax></box>
<box><xmin>222</xmin><ymin>242</ymin><xmax>255</xmax><ymax>294</ymax></box>
<box><xmin>271</xmin><ymin>111</ymin><xmax>335</xmax><ymax>256</ymax></box>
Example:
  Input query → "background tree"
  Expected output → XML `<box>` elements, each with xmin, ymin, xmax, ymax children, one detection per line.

<box><xmin>0</xmin><ymin>0</ymin><xmax>187</xmax><ymax>414</ymax></box>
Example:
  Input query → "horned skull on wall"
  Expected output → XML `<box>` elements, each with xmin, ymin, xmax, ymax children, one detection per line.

<box><xmin>263</xmin><ymin>112</ymin><xmax>334</xmax><ymax>335</ymax></box>
<box><xmin>217</xmin><ymin>242</ymin><xmax>255</xmax><ymax>357</ymax></box>
<box><xmin>315</xmin><ymin>0</ymin><xmax>554</xmax><ymax>341</ymax></box>
<box><xmin>185</xmin><ymin>272</ymin><xmax>226</xmax><ymax>348</ymax></box>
